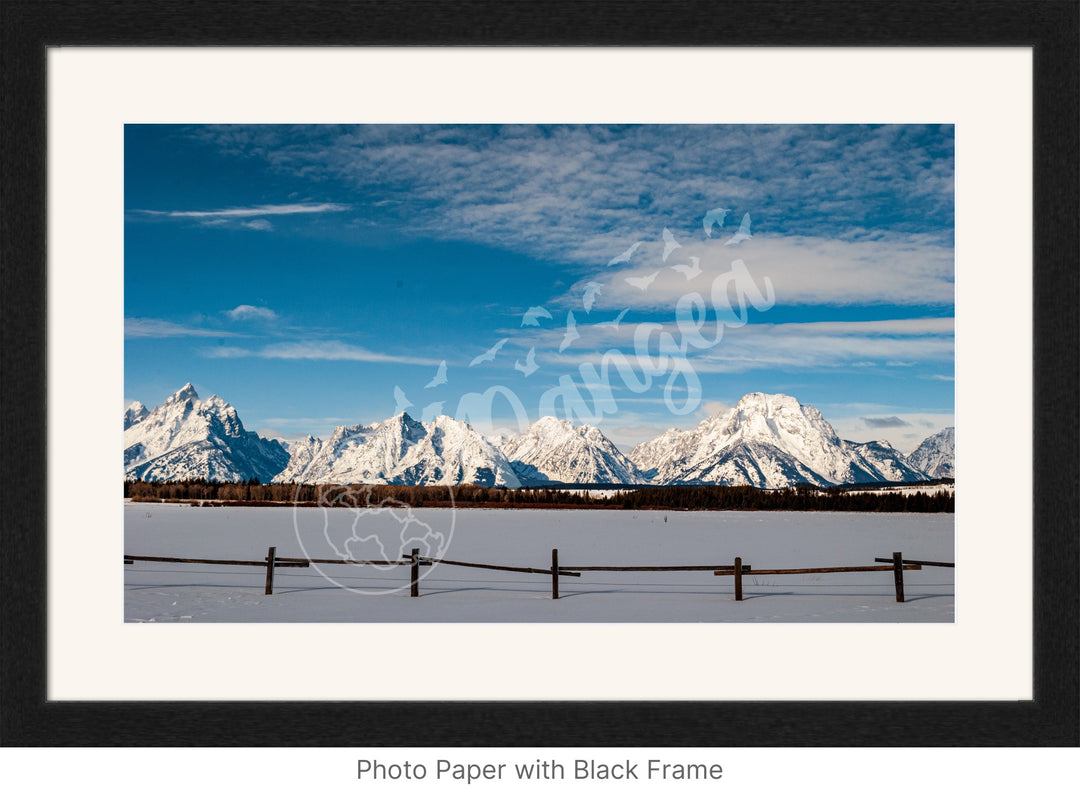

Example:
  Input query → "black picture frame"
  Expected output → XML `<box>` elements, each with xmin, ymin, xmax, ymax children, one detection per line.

<box><xmin>2</xmin><ymin>0</ymin><xmax>1077</xmax><ymax>747</ymax></box>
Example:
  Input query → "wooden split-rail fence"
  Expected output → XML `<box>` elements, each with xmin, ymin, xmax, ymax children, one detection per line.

<box><xmin>124</xmin><ymin>546</ymin><xmax>954</xmax><ymax>603</ymax></box>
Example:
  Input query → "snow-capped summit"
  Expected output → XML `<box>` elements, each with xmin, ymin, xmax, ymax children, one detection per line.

<box><xmin>274</xmin><ymin>434</ymin><xmax>325</xmax><ymax>481</ymax></box>
<box><xmin>844</xmin><ymin>439</ymin><xmax>927</xmax><ymax>483</ymax></box>
<box><xmin>503</xmin><ymin>416</ymin><xmax>645</xmax><ymax>485</ymax></box>
<box><xmin>630</xmin><ymin>392</ymin><xmax>918</xmax><ymax>488</ymax></box>
<box><xmin>169</xmin><ymin>382</ymin><xmax>199</xmax><ymax>402</ymax></box>
<box><xmin>907</xmin><ymin>427</ymin><xmax>955</xmax><ymax>478</ymax></box>
<box><xmin>273</xmin><ymin>412</ymin><xmax>520</xmax><ymax>488</ymax></box>
<box><xmin>123</xmin><ymin>401</ymin><xmax>149</xmax><ymax>430</ymax></box>
<box><xmin>124</xmin><ymin>384</ymin><xmax>289</xmax><ymax>482</ymax></box>
<box><xmin>274</xmin><ymin>411</ymin><xmax>426</xmax><ymax>485</ymax></box>
<box><xmin>392</xmin><ymin>415</ymin><xmax>521</xmax><ymax>487</ymax></box>
<box><xmin>123</xmin><ymin>384</ymin><xmax>952</xmax><ymax>490</ymax></box>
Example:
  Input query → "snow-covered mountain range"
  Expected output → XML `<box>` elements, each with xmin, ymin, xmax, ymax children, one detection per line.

<box><xmin>502</xmin><ymin>417</ymin><xmax>646</xmax><ymax>485</ymax></box>
<box><xmin>275</xmin><ymin>412</ymin><xmax>521</xmax><ymax>488</ymax></box>
<box><xmin>629</xmin><ymin>392</ymin><xmax>929</xmax><ymax>489</ymax></box>
<box><xmin>124</xmin><ymin>385</ymin><xmax>954</xmax><ymax>488</ymax></box>
<box><xmin>124</xmin><ymin>383</ymin><xmax>289</xmax><ymax>483</ymax></box>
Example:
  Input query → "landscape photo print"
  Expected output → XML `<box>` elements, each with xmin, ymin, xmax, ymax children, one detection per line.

<box><xmin>124</xmin><ymin>122</ymin><xmax>956</xmax><ymax>625</ymax></box>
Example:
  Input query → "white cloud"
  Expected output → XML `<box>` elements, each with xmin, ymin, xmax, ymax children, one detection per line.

<box><xmin>201</xmin><ymin>346</ymin><xmax>250</xmax><ymax>358</ymax></box>
<box><xmin>692</xmin><ymin>326</ymin><xmax>954</xmax><ymax>373</ymax></box>
<box><xmin>124</xmin><ymin>318</ymin><xmax>245</xmax><ymax>339</ymax></box>
<box><xmin>526</xmin><ymin>316</ymin><xmax>954</xmax><ymax>374</ymax></box>
<box><xmin>579</xmin><ymin>233</ymin><xmax>954</xmax><ymax>311</ymax></box>
<box><xmin>759</xmin><ymin>319</ymin><xmax>954</xmax><ymax>336</ymax></box>
<box><xmin>136</xmin><ymin>202</ymin><xmax>350</xmax><ymax>219</ymax></box>
<box><xmin>191</xmin><ymin>124</ymin><xmax>953</xmax><ymax>274</ymax></box>
<box><xmin>240</xmin><ymin>219</ymin><xmax>273</xmax><ymax>231</ymax></box>
<box><xmin>225</xmin><ymin>304</ymin><xmax>277</xmax><ymax>321</ymax></box>
<box><xmin>131</xmin><ymin>202</ymin><xmax>349</xmax><ymax>232</ymax></box>
<box><xmin>203</xmin><ymin>340</ymin><xmax>440</xmax><ymax>366</ymax></box>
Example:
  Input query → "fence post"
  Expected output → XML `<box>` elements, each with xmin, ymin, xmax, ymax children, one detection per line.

<box><xmin>892</xmin><ymin>551</ymin><xmax>905</xmax><ymax>603</ymax></box>
<box><xmin>551</xmin><ymin>548</ymin><xmax>559</xmax><ymax>600</ymax></box>
<box><xmin>264</xmin><ymin>546</ymin><xmax>276</xmax><ymax>595</ymax></box>
<box><xmin>734</xmin><ymin>557</ymin><xmax>743</xmax><ymax>601</ymax></box>
<box><xmin>410</xmin><ymin>547</ymin><xmax>420</xmax><ymax>597</ymax></box>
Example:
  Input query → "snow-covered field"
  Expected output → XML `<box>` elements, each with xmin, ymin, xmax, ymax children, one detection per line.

<box><xmin>124</xmin><ymin>502</ymin><xmax>953</xmax><ymax>623</ymax></box>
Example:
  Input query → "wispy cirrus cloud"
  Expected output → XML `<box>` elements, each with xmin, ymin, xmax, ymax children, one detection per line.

<box><xmin>135</xmin><ymin>202</ymin><xmax>350</xmax><ymax>219</ymax></box>
<box><xmin>572</xmin><ymin>232</ymin><xmax>954</xmax><ymax>311</ymax></box>
<box><xmin>190</xmin><ymin>124</ymin><xmax>953</xmax><ymax>269</ymax></box>
<box><xmin>202</xmin><ymin>340</ymin><xmax>440</xmax><ymax>366</ymax></box>
<box><xmin>124</xmin><ymin>318</ymin><xmax>248</xmax><ymax>339</ymax></box>
<box><xmin>684</xmin><ymin>322</ymin><xmax>954</xmax><ymax>373</ymax></box>
<box><xmin>130</xmin><ymin>202</ymin><xmax>350</xmax><ymax>231</ymax></box>
<box><xmin>530</xmin><ymin>317</ymin><xmax>953</xmax><ymax>374</ymax></box>
<box><xmin>185</xmin><ymin>125</ymin><xmax>953</xmax><ymax>308</ymax></box>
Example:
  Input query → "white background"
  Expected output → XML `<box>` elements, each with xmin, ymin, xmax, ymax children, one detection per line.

<box><xmin>15</xmin><ymin>46</ymin><xmax>1057</xmax><ymax>796</ymax></box>
<box><xmin>48</xmin><ymin>47</ymin><xmax>1031</xmax><ymax>703</ymax></box>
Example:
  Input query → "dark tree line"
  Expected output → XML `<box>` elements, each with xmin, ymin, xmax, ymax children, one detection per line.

<box><xmin>125</xmin><ymin>480</ymin><xmax>953</xmax><ymax>513</ymax></box>
<box><xmin>612</xmin><ymin>483</ymin><xmax>953</xmax><ymax>512</ymax></box>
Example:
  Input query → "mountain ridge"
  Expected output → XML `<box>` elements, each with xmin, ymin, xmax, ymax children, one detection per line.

<box><xmin>124</xmin><ymin>383</ymin><xmax>289</xmax><ymax>483</ymax></box>
<box><xmin>502</xmin><ymin>416</ymin><xmax>646</xmax><ymax>485</ymax></box>
<box><xmin>124</xmin><ymin>384</ymin><xmax>954</xmax><ymax>488</ymax></box>
<box><xmin>630</xmin><ymin>392</ymin><xmax>930</xmax><ymax>489</ymax></box>
<box><xmin>907</xmin><ymin>426</ymin><xmax>955</xmax><ymax>478</ymax></box>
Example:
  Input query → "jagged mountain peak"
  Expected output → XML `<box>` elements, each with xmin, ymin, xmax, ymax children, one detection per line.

<box><xmin>392</xmin><ymin>415</ymin><xmax>521</xmax><ymax>488</ymax></box>
<box><xmin>845</xmin><ymin>439</ymin><xmax>927</xmax><ymax>483</ymax></box>
<box><xmin>632</xmin><ymin>392</ymin><xmax>927</xmax><ymax>489</ymax></box>
<box><xmin>166</xmin><ymin>382</ymin><xmax>199</xmax><ymax>404</ymax></box>
<box><xmin>123</xmin><ymin>400</ymin><xmax>149</xmax><ymax>430</ymax></box>
<box><xmin>429</xmin><ymin>413</ymin><xmax>478</xmax><ymax>432</ymax></box>
<box><xmin>273</xmin><ymin>407</ymin><xmax>519</xmax><ymax>488</ymax></box>
<box><xmin>503</xmin><ymin>416</ymin><xmax>644</xmax><ymax>485</ymax></box>
<box><xmin>124</xmin><ymin>385</ymin><xmax>288</xmax><ymax>483</ymax></box>
<box><xmin>907</xmin><ymin>427</ymin><xmax>955</xmax><ymax>479</ymax></box>
<box><xmin>123</xmin><ymin>385</ymin><xmax>950</xmax><ymax>490</ymax></box>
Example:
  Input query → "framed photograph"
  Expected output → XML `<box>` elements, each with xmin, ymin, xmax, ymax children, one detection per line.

<box><xmin>2</xmin><ymin>0</ymin><xmax>1076</xmax><ymax>758</ymax></box>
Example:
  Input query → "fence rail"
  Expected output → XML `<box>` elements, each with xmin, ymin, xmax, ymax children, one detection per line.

<box><xmin>874</xmin><ymin>557</ymin><xmax>955</xmax><ymax>568</ymax></box>
<box><xmin>125</xmin><ymin>547</ymin><xmax>951</xmax><ymax>603</ymax></box>
<box><xmin>124</xmin><ymin>554</ymin><xmax>310</xmax><ymax>568</ymax></box>
<box><xmin>419</xmin><ymin>556</ymin><xmax>580</xmax><ymax>577</ymax></box>
<box><xmin>560</xmin><ymin>564</ymin><xmax>743</xmax><ymax>572</ymax></box>
<box><xmin>714</xmin><ymin>551</ymin><xmax>931</xmax><ymax>602</ymax></box>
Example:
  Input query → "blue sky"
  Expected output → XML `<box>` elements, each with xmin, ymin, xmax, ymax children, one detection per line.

<box><xmin>125</xmin><ymin>124</ymin><xmax>954</xmax><ymax>453</ymax></box>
